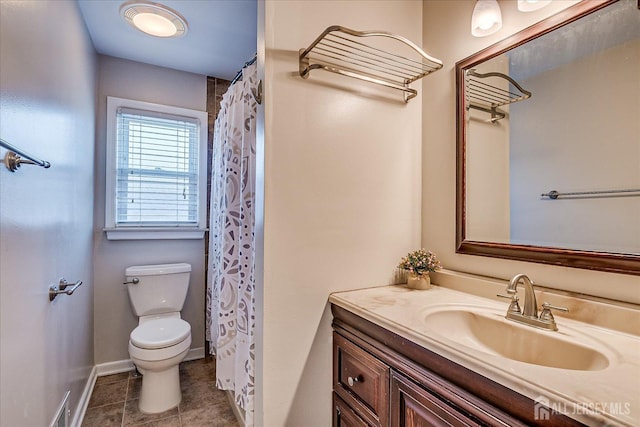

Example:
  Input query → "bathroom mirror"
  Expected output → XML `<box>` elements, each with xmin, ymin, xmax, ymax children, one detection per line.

<box><xmin>456</xmin><ymin>0</ymin><xmax>640</xmax><ymax>275</ymax></box>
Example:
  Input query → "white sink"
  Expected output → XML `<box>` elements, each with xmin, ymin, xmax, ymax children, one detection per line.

<box><xmin>422</xmin><ymin>306</ymin><xmax>611</xmax><ymax>371</ymax></box>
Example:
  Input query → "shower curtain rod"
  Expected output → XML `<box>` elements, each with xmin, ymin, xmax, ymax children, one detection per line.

<box><xmin>230</xmin><ymin>54</ymin><xmax>257</xmax><ymax>85</ymax></box>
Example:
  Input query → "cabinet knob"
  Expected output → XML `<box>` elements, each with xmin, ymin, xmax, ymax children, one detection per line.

<box><xmin>347</xmin><ymin>375</ymin><xmax>362</xmax><ymax>387</ymax></box>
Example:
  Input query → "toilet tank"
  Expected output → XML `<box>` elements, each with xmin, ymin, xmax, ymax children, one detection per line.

<box><xmin>125</xmin><ymin>263</ymin><xmax>191</xmax><ymax>317</ymax></box>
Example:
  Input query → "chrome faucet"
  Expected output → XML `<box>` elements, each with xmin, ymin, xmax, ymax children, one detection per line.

<box><xmin>507</xmin><ymin>274</ymin><xmax>538</xmax><ymax>318</ymax></box>
<box><xmin>498</xmin><ymin>274</ymin><xmax>568</xmax><ymax>331</ymax></box>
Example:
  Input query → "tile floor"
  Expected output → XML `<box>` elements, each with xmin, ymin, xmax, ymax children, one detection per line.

<box><xmin>82</xmin><ymin>359</ymin><xmax>239</xmax><ymax>427</ymax></box>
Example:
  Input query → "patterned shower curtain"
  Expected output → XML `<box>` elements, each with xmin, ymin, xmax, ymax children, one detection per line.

<box><xmin>206</xmin><ymin>61</ymin><xmax>257</xmax><ymax>426</ymax></box>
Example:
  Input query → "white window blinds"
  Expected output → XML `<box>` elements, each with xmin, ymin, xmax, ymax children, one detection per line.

<box><xmin>115</xmin><ymin>107</ymin><xmax>200</xmax><ymax>226</ymax></box>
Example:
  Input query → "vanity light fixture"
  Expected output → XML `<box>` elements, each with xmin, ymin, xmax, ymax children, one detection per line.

<box><xmin>517</xmin><ymin>0</ymin><xmax>552</xmax><ymax>12</ymax></box>
<box><xmin>120</xmin><ymin>1</ymin><xmax>188</xmax><ymax>38</ymax></box>
<box><xmin>471</xmin><ymin>0</ymin><xmax>503</xmax><ymax>37</ymax></box>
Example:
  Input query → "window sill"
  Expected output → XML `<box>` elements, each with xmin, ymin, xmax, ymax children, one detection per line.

<box><xmin>104</xmin><ymin>228</ymin><xmax>206</xmax><ymax>241</ymax></box>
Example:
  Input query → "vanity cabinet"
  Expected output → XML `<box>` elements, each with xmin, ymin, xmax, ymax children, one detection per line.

<box><xmin>334</xmin><ymin>332</ymin><xmax>389</xmax><ymax>426</ymax></box>
<box><xmin>390</xmin><ymin>372</ymin><xmax>482</xmax><ymax>426</ymax></box>
<box><xmin>332</xmin><ymin>304</ymin><xmax>585</xmax><ymax>427</ymax></box>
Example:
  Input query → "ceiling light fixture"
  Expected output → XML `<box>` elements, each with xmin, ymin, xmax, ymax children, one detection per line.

<box><xmin>120</xmin><ymin>1</ymin><xmax>188</xmax><ymax>38</ymax></box>
<box><xmin>471</xmin><ymin>0</ymin><xmax>503</xmax><ymax>37</ymax></box>
<box><xmin>517</xmin><ymin>0</ymin><xmax>552</xmax><ymax>12</ymax></box>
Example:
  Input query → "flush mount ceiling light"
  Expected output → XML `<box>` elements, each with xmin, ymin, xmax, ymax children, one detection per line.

<box><xmin>471</xmin><ymin>0</ymin><xmax>502</xmax><ymax>37</ymax></box>
<box><xmin>120</xmin><ymin>1</ymin><xmax>188</xmax><ymax>38</ymax></box>
<box><xmin>517</xmin><ymin>0</ymin><xmax>552</xmax><ymax>12</ymax></box>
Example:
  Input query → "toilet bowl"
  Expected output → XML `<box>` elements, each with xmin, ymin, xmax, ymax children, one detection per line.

<box><xmin>128</xmin><ymin>315</ymin><xmax>192</xmax><ymax>413</ymax></box>
<box><xmin>124</xmin><ymin>263</ymin><xmax>192</xmax><ymax>414</ymax></box>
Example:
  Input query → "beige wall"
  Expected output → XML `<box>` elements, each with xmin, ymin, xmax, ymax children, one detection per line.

<box><xmin>0</xmin><ymin>1</ymin><xmax>96</xmax><ymax>425</ymax></box>
<box><xmin>259</xmin><ymin>1</ymin><xmax>424</xmax><ymax>425</ymax></box>
<box><xmin>93</xmin><ymin>55</ymin><xmax>207</xmax><ymax>364</ymax></box>
<box><xmin>422</xmin><ymin>0</ymin><xmax>640</xmax><ymax>303</ymax></box>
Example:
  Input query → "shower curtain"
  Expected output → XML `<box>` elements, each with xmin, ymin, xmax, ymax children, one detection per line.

<box><xmin>206</xmin><ymin>61</ymin><xmax>257</xmax><ymax>426</ymax></box>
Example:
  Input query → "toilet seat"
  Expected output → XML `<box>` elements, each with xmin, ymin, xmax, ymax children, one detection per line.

<box><xmin>129</xmin><ymin>334</ymin><xmax>191</xmax><ymax>363</ymax></box>
<box><xmin>131</xmin><ymin>318</ymin><xmax>191</xmax><ymax>349</ymax></box>
<box><xmin>129</xmin><ymin>317</ymin><xmax>192</xmax><ymax>363</ymax></box>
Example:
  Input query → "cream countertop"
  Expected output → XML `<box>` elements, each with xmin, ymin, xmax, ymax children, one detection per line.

<box><xmin>329</xmin><ymin>283</ymin><xmax>640</xmax><ymax>426</ymax></box>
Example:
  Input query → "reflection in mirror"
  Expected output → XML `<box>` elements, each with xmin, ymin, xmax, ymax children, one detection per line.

<box><xmin>457</xmin><ymin>0</ymin><xmax>640</xmax><ymax>275</ymax></box>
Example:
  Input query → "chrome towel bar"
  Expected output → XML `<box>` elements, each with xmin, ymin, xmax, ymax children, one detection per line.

<box><xmin>542</xmin><ymin>188</ymin><xmax>640</xmax><ymax>199</ymax></box>
<box><xmin>0</xmin><ymin>138</ymin><xmax>51</xmax><ymax>172</ymax></box>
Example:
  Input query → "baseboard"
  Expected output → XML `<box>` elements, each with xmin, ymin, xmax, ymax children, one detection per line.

<box><xmin>95</xmin><ymin>347</ymin><xmax>205</xmax><ymax>377</ymax></box>
<box><xmin>70</xmin><ymin>365</ymin><xmax>97</xmax><ymax>427</ymax></box>
<box><xmin>185</xmin><ymin>346</ymin><xmax>205</xmax><ymax>361</ymax></box>
<box><xmin>96</xmin><ymin>359</ymin><xmax>135</xmax><ymax>376</ymax></box>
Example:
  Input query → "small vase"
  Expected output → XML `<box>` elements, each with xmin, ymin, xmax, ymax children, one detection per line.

<box><xmin>407</xmin><ymin>273</ymin><xmax>431</xmax><ymax>290</ymax></box>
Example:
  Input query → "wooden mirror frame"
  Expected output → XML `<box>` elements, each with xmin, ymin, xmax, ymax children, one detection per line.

<box><xmin>455</xmin><ymin>0</ymin><xmax>640</xmax><ymax>276</ymax></box>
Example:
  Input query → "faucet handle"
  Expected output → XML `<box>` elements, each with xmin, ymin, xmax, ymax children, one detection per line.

<box><xmin>541</xmin><ymin>302</ymin><xmax>569</xmax><ymax>312</ymax></box>
<box><xmin>539</xmin><ymin>302</ymin><xmax>569</xmax><ymax>322</ymax></box>
<box><xmin>497</xmin><ymin>293</ymin><xmax>521</xmax><ymax>314</ymax></box>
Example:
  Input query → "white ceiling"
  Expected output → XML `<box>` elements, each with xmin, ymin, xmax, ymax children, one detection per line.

<box><xmin>77</xmin><ymin>0</ymin><xmax>257</xmax><ymax>80</ymax></box>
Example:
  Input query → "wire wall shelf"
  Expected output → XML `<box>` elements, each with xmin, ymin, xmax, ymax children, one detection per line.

<box><xmin>299</xmin><ymin>26</ymin><xmax>443</xmax><ymax>102</ymax></box>
<box><xmin>465</xmin><ymin>69</ymin><xmax>532</xmax><ymax>122</ymax></box>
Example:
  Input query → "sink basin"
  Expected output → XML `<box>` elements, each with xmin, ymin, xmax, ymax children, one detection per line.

<box><xmin>422</xmin><ymin>307</ymin><xmax>611</xmax><ymax>371</ymax></box>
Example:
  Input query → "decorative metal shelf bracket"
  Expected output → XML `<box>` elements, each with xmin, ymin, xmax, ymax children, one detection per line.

<box><xmin>467</xmin><ymin>102</ymin><xmax>507</xmax><ymax>123</ymax></box>
<box><xmin>1</xmin><ymin>138</ymin><xmax>51</xmax><ymax>172</ymax></box>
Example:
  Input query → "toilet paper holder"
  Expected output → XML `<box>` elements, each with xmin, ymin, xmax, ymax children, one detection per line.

<box><xmin>49</xmin><ymin>278</ymin><xmax>83</xmax><ymax>301</ymax></box>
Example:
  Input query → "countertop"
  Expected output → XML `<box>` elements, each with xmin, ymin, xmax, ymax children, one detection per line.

<box><xmin>329</xmin><ymin>283</ymin><xmax>640</xmax><ymax>426</ymax></box>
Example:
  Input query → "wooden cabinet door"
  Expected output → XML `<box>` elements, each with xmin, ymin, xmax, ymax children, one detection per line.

<box><xmin>334</xmin><ymin>392</ymin><xmax>372</xmax><ymax>427</ymax></box>
<box><xmin>391</xmin><ymin>372</ymin><xmax>481</xmax><ymax>427</ymax></box>
<box><xmin>334</xmin><ymin>332</ymin><xmax>390</xmax><ymax>426</ymax></box>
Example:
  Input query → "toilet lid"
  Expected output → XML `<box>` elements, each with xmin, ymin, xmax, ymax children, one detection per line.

<box><xmin>130</xmin><ymin>318</ymin><xmax>191</xmax><ymax>350</ymax></box>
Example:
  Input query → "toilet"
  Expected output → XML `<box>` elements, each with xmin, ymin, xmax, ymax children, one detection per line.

<box><xmin>125</xmin><ymin>263</ymin><xmax>192</xmax><ymax>414</ymax></box>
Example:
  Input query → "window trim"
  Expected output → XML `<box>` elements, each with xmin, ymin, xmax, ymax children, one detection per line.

<box><xmin>104</xmin><ymin>96</ymin><xmax>208</xmax><ymax>240</ymax></box>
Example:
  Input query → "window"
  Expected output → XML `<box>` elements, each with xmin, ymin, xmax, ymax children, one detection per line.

<box><xmin>105</xmin><ymin>97</ymin><xmax>207</xmax><ymax>240</ymax></box>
